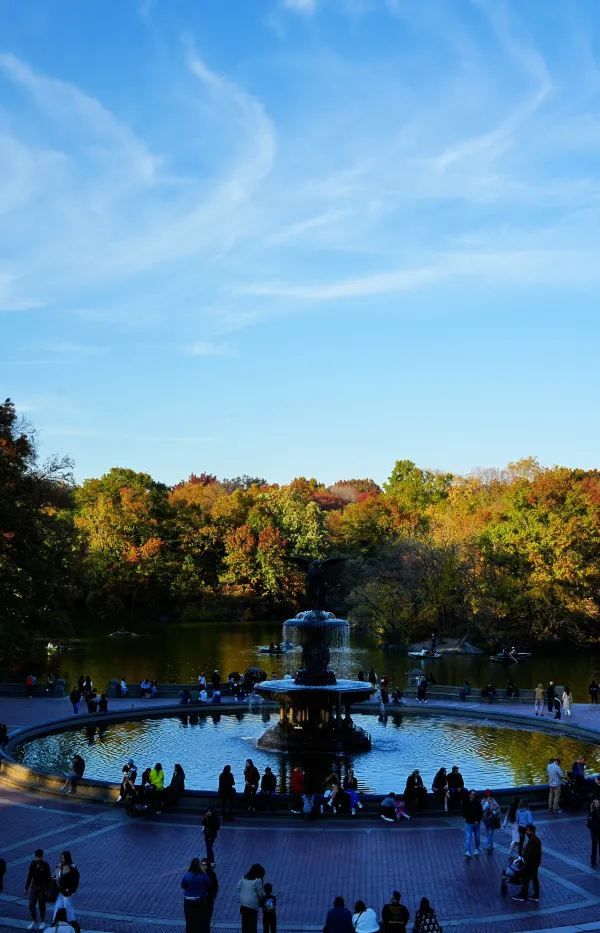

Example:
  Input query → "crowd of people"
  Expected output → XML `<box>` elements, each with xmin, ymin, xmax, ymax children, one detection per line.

<box><xmin>115</xmin><ymin>757</ymin><xmax>186</xmax><ymax>814</ymax></box>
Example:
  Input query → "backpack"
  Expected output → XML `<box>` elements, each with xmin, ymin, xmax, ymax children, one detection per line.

<box><xmin>263</xmin><ymin>896</ymin><xmax>276</xmax><ymax>912</ymax></box>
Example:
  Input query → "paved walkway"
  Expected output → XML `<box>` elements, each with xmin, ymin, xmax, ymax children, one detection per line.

<box><xmin>1</xmin><ymin>697</ymin><xmax>599</xmax><ymax>933</ymax></box>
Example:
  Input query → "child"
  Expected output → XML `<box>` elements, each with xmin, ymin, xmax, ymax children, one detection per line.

<box><xmin>262</xmin><ymin>881</ymin><xmax>277</xmax><ymax>933</ymax></box>
<box><xmin>394</xmin><ymin>795</ymin><xmax>411</xmax><ymax>821</ymax></box>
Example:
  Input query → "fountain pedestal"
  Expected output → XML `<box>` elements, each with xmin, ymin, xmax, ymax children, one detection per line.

<box><xmin>255</xmin><ymin>610</ymin><xmax>374</xmax><ymax>752</ymax></box>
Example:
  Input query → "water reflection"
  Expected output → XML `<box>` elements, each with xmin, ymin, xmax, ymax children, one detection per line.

<box><xmin>14</xmin><ymin>712</ymin><xmax>600</xmax><ymax>794</ymax></box>
<box><xmin>19</xmin><ymin>621</ymin><xmax>600</xmax><ymax>702</ymax></box>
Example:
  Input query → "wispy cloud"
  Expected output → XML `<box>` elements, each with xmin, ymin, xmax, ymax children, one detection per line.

<box><xmin>282</xmin><ymin>0</ymin><xmax>317</xmax><ymax>14</ymax></box>
<box><xmin>183</xmin><ymin>340</ymin><xmax>235</xmax><ymax>358</ymax></box>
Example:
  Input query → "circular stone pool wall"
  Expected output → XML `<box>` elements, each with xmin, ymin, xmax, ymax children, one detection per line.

<box><xmin>12</xmin><ymin>710</ymin><xmax>600</xmax><ymax>794</ymax></box>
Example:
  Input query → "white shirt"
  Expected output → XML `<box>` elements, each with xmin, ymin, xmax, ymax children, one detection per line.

<box><xmin>352</xmin><ymin>907</ymin><xmax>380</xmax><ymax>933</ymax></box>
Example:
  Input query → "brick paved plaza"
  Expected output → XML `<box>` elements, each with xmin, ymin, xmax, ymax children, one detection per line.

<box><xmin>1</xmin><ymin>697</ymin><xmax>600</xmax><ymax>933</ymax></box>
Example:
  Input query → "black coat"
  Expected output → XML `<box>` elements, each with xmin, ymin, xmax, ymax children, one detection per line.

<box><xmin>462</xmin><ymin>798</ymin><xmax>483</xmax><ymax>823</ymax></box>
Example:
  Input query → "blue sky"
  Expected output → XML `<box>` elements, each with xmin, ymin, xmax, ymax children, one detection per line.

<box><xmin>2</xmin><ymin>0</ymin><xmax>600</xmax><ymax>486</ymax></box>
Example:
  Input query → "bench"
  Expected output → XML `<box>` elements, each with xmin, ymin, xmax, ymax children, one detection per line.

<box><xmin>402</xmin><ymin>683</ymin><xmax>557</xmax><ymax>705</ymax></box>
<box><xmin>107</xmin><ymin>680</ymin><xmax>238</xmax><ymax>700</ymax></box>
<box><xmin>0</xmin><ymin>680</ymin><xmax>67</xmax><ymax>698</ymax></box>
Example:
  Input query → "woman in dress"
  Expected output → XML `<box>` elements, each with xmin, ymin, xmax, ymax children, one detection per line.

<box><xmin>502</xmin><ymin>797</ymin><xmax>520</xmax><ymax>856</ymax></box>
<box><xmin>562</xmin><ymin>685</ymin><xmax>573</xmax><ymax>718</ymax></box>
<box><xmin>431</xmin><ymin>767</ymin><xmax>449</xmax><ymax>811</ymax></box>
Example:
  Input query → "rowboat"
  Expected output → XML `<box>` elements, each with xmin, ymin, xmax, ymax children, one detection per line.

<box><xmin>408</xmin><ymin>649</ymin><xmax>442</xmax><ymax>660</ymax></box>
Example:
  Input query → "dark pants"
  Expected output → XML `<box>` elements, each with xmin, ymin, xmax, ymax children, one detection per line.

<box><xmin>591</xmin><ymin>694</ymin><xmax>599</xmax><ymax>704</ymax></box>
<box><xmin>263</xmin><ymin>911</ymin><xmax>276</xmax><ymax>933</ymax></box>
<box><xmin>518</xmin><ymin>867</ymin><xmax>539</xmax><ymax>900</ymax></box>
<box><xmin>518</xmin><ymin>826</ymin><xmax>527</xmax><ymax>855</ymax></box>
<box><xmin>591</xmin><ymin>829</ymin><xmax>599</xmax><ymax>866</ymax></box>
<box><xmin>221</xmin><ymin>792</ymin><xmax>234</xmax><ymax>818</ymax></box>
<box><xmin>205</xmin><ymin>834</ymin><xmax>216</xmax><ymax>864</ymax></box>
<box><xmin>29</xmin><ymin>886</ymin><xmax>47</xmax><ymax>922</ymax></box>
<box><xmin>184</xmin><ymin>897</ymin><xmax>210</xmax><ymax>933</ymax></box>
<box><xmin>241</xmin><ymin>905</ymin><xmax>259</xmax><ymax>933</ymax></box>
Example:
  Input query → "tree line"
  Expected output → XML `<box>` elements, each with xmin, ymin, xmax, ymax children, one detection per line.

<box><xmin>2</xmin><ymin>397</ymin><xmax>600</xmax><ymax>657</ymax></box>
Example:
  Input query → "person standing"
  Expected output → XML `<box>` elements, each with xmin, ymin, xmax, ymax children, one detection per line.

<box><xmin>202</xmin><ymin>808</ymin><xmax>220</xmax><ymax>866</ymax></box>
<box><xmin>290</xmin><ymin>766</ymin><xmax>305</xmax><ymax>813</ymax></box>
<box><xmin>244</xmin><ymin>759</ymin><xmax>260</xmax><ymax>813</ymax></box>
<box><xmin>534</xmin><ymin>683</ymin><xmax>544</xmax><ymax>716</ymax></box>
<box><xmin>380</xmin><ymin>890</ymin><xmax>409</xmax><ymax>933</ymax></box>
<box><xmin>417</xmin><ymin>676</ymin><xmax>428</xmax><ymax>704</ymax></box>
<box><xmin>516</xmin><ymin>799</ymin><xmax>534</xmax><ymax>855</ymax></box>
<box><xmin>447</xmin><ymin>766</ymin><xmax>465</xmax><ymax>809</ymax></box>
<box><xmin>261</xmin><ymin>882</ymin><xmax>277</xmax><ymax>933</ymax></box>
<box><xmin>181</xmin><ymin>856</ymin><xmax>212</xmax><ymax>933</ymax></box>
<box><xmin>562</xmin><ymin>685</ymin><xmax>573</xmax><ymax>718</ymax></box>
<box><xmin>512</xmin><ymin>824</ymin><xmax>542</xmax><ymax>903</ymax></box>
<box><xmin>237</xmin><ymin>864</ymin><xmax>265</xmax><ymax>933</ymax></box>
<box><xmin>462</xmin><ymin>789</ymin><xmax>483</xmax><ymax>858</ymax></box>
<box><xmin>587</xmin><ymin>798</ymin><xmax>600</xmax><ymax>867</ymax></box>
<box><xmin>24</xmin><ymin>848</ymin><xmax>51</xmax><ymax>930</ymax></box>
<box><xmin>481</xmin><ymin>790</ymin><xmax>501</xmax><ymax>852</ymax></box>
<box><xmin>503</xmin><ymin>798</ymin><xmax>520</xmax><ymax>856</ymax></box>
<box><xmin>202</xmin><ymin>859</ymin><xmax>218</xmax><ymax>921</ymax></box>
<box><xmin>69</xmin><ymin>687</ymin><xmax>81</xmax><ymax>716</ymax></box>
<box><xmin>546</xmin><ymin>682</ymin><xmax>555</xmax><ymax>714</ymax></box>
<box><xmin>219</xmin><ymin>765</ymin><xmax>236</xmax><ymax>821</ymax></box>
<box><xmin>547</xmin><ymin>758</ymin><xmax>564</xmax><ymax>814</ymax></box>
<box><xmin>51</xmin><ymin>851</ymin><xmax>79</xmax><ymax>927</ymax></box>
<box><xmin>589</xmin><ymin>679</ymin><xmax>599</xmax><ymax>705</ymax></box>
<box><xmin>260</xmin><ymin>767</ymin><xmax>277</xmax><ymax>811</ymax></box>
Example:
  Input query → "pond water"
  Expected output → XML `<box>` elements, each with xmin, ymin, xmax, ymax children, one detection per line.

<box><xmin>21</xmin><ymin>621</ymin><xmax>600</xmax><ymax>701</ymax></box>
<box><xmin>14</xmin><ymin>711</ymin><xmax>600</xmax><ymax>793</ymax></box>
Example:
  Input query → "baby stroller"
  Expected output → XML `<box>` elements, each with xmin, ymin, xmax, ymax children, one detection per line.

<box><xmin>500</xmin><ymin>854</ymin><xmax>527</xmax><ymax>895</ymax></box>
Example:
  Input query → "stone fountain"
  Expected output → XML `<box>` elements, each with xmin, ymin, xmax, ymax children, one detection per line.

<box><xmin>254</xmin><ymin>558</ymin><xmax>374</xmax><ymax>751</ymax></box>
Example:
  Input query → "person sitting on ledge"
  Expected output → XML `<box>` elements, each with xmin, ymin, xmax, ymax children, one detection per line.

<box><xmin>323</xmin><ymin>896</ymin><xmax>353</xmax><ymax>933</ymax></box>
<box><xmin>97</xmin><ymin>692</ymin><xmax>108</xmax><ymax>714</ymax></box>
<box><xmin>505</xmin><ymin>680</ymin><xmax>519</xmax><ymax>698</ymax></box>
<box><xmin>447</xmin><ymin>766</ymin><xmax>465</xmax><ymax>808</ymax></box>
<box><xmin>323</xmin><ymin>771</ymin><xmax>341</xmax><ymax>812</ymax></box>
<box><xmin>179</xmin><ymin>687</ymin><xmax>191</xmax><ymax>706</ymax></box>
<box><xmin>481</xmin><ymin>682</ymin><xmax>496</xmax><ymax>703</ymax></box>
<box><xmin>404</xmin><ymin>769</ymin><xmax>428</xmax><ymax>809</ymax></box>
<box><xmin>343</xmin><ymin>769</ymin><xmax>363</xmax><ymax>815</ymax></box>
<box><xmin>118</xmin><ymin>677</ymin><xmax>128</xmax><ymax>697</ymax></box>
<box><xmin>380</xmin><ymin>792</ymin><xmax>397</xmax><ymax>822</ymax></box>
<box><xmin>394</xmin><ymin>795</ymin><xmax>411</xmax><ymax>821</ymax></box>
<box><xmin>61</xmin><ymin>754</ymin><xmax>85</xmax><ymax>794</ymax></box>
<box><xmin>459</xmin><ymin>680</ymin><xmax>471</xmax><ymax>701</ymax></box>
<box><xmin>140</xmin><ymin>678</ymin><xmax>151</xmax><ymax>698</ymax></box>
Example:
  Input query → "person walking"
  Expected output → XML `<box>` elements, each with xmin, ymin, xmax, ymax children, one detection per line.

<box><xmin>589</xmin><ymin>679</ymin><xmax>599</xmax><ymax>705</ymax></box>
<box><xmin>534</xmin><ymin>683</ymin><xmax>544</xmax><ymax>716</ymax></box>
<box><xmin>24</xmin><ymin>848</ymin><xmax>51</xmax><ymax>930</ymax></box>
<box><xmin>516</xmin><ymin>799</ymin><xmax>535</xmax><ymax>855</ymax></box>
<box><xmin>503</xmin><ymin>797</ymin><xmax>520</xmax><ymax>856</ymax></box>
<box><xmin>237</xmin><ymin>863</ymin><xmax>265</xmax><ymax>933</ymax></box>
<box><xmin>587</xmin><ymin>798</ymin><xmax>600</xmax><ymax>867</ymax></box>
<box><xmin>219</xmin><ymin>765</ymin><xmax>236</xmax><ymax>820</ymax></box>
<box><xmin>380</xmin><ymin>890</ymin><xmax>409</xmax><ymax>933</ymax></box>
<box><xmin>351</xmin><ymin>900</ymin><xmax>379</xmax><ymax>933</ymax></box>
<box><xmin>512</xmin><ymin>824</ymin><xmax>542</xmax><ymax>903</ymax></box>
<box><xmin>261</xmin><ymin>882</ymin><xmax>277</xmax><ymax>933</ymax></box>
<box><xmin>181</xmin><ymin>856</ymin><xmax>212</xmax><ymax>933</ymax></box>
<box><xmin>202</xmin><ymin>808</ymin><xmax>220</xmax><ymax>866</ymax></box>
<box><xmin>412</xmin><ymin>897</ymin><xmax>442</xmax><ymax>933</ymax></box>
<box><xmin>51</xmin><ymin>851</ymin><xmax>79</xmax><ymax>927</ymax></box>
<box><xmin>547</xmin><ymin>757</ymin><xmax>564</xmax><ymax>814</ymax></box>
<box><xmin>562</xmin><ymin>685</ymin><xmax>573</xmax><ymax>718</ymax></box>
<box><xmin>481</xmin><ymin>790</ymin><xmax>501</xmax><ymax>852</ymax></box>
<box><xmin>462</xmin><ymin>789</ymin><xmax>483</xmax><ymax>858</ymax></box>
<box><xmin>323</xmin><ymin>897</ymin><xmax>353</xmax><ymax>933</ymax></box>
<box><xmin>546</xmin><ymin>682</ymin><xmax>555</xmax><ymax>714</ymax></box>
